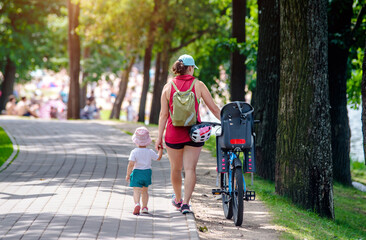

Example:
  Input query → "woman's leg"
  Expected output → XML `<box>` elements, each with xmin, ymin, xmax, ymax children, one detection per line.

<box><xmin>141</xmin><ymin>187</ymin><xmax>149</xmax><ymax>208</ymax></box>
<box><xmin>182</xmin><ymin>146</ymin><xmax>202</xmax><ymax>204</ymax></box>
<box><xmin>166</xmin><ymin>146</ymin><xmax>184</xmax><ymax>201</ymax></box>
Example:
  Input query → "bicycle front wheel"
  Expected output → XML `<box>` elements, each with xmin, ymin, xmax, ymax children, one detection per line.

<box><xmin>232</xmin><ymin>166</ymin><xmax>244</xmax><ymax>226</ymax></box>
<box><xmin>220</xmin><ymin>172</ymin><xmax>233</xmax><ymax>219</ymax></box>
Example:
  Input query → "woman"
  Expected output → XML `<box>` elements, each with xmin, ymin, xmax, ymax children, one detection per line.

<box><xmin>155</xmin><ymin>54</ymin><xmax>220</xmax><ymax>214</ymax></box>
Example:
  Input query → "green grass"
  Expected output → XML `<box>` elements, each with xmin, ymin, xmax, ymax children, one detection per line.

<box><xmin>203</xmin><ymin>142</ymin><xmax>366</xmax><ymax>239</ymax></box>
<box><xmin>244</xmin><ymin>175</ymin><xmax>366</xmax><ymax>239</ymax></box>
<box><xmin>0</xmin><ymin>127</ymin><xmax>13</xmax><ymax>167</ymax></box>
<box><xmin>351</xmin><ymin>160</ymin><xmax>366</xmax><ymax>185</ymax></box>
<box><xmin>204</xmin><ymin>135</ymin><xmax>217</xmax><ymax>156</ymax></box>
<box><xmin>100</xmin><ymin>109</ymin><xmax>113</xmax><ymax>120</ymax></box>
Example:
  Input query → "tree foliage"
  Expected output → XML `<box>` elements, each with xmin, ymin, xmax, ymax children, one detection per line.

<box><xmin>0</xmin><ymin>0</ymin><xmax>65</xmax><ymax>112</ymax></box>
<box><xmin>0</xmin><ymin>0</ymin><xmax>65</xmax><ymax>80</ymax></box>
<box><xmin>185</xmin><ymin>0</ymin><xmax>258</xmax><ymax>104</ymax></box>
<box><xmin>346</xmin><ymin>2</ymin><xmax>366</xmax><ymax>109</ymax></box>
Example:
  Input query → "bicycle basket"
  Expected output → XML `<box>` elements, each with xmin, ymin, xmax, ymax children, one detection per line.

<box><xmin>217</xmin><ymin>101</ymin><xmax>254</xmax><ymax>150</ymax></box>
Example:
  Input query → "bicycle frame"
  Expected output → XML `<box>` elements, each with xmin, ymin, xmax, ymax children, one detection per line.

<box><xmin>227</xmin><ymin>150</ymin><xmax>246</xmax><ymax>194</ymax></box>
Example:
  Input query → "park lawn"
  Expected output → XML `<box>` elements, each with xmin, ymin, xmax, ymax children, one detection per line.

<box><xmin>204</xmin><ymin>136</ymin><xmax>366</xmax><ymax>239</ymax></box>
<box><xmin>244</xmin><ymin>175</ymin><xmax>366</xmax><ymax>240</ymax></box>
<box><xmin>100</xmin><ymin>109</ymin><xmax>125</xmax><ymax>121</ymax></box>
<box><xmin>351</xmin><ymin>160</ymin><xmax>366</xmax><ymax>185</ymax></box>
<box><xmin>0</xmin><ymin>127</ymin><xmax>13</xmax><ymax>168</ymax></box>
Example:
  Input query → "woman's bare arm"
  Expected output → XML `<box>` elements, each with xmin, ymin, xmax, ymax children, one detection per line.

<box><xmin>198</xmin><ymin>81</ymin><xmax>221</xmax><ymax>120</ymax></box>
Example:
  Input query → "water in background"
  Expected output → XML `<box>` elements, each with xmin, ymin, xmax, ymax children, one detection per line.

<box><xmin>349</xmin><ymin>106</ymin><xmax>364</xmax><ymax>163</ymax></box>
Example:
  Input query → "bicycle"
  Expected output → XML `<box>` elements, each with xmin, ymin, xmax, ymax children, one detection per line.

<box><xmin>208</xmin><ymin>101</ymin><xmax>258</xmax><ymax>226</ymax></box>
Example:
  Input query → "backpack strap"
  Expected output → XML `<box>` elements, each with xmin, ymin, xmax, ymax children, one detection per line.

<box><xmin>171</xmin><ymin>78</ymin><xmax>197</xmax><ymax>93</ymax></box>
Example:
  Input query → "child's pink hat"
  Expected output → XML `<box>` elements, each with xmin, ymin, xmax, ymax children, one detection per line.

<box><xmin>132</xmin><ymin>127</ymin><xmax>151</xmax><ymax>146</ymax></box>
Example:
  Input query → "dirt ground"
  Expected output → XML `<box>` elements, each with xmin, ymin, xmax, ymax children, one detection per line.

<box><xmin>191</xmin><ymin>149</ymin><xmax>281</xmax><ymax>240</ymax></box>
<box><xmin>105</xmin><ymin>121</ymin><xmax>281</xmax><ymax>239</ymax></box>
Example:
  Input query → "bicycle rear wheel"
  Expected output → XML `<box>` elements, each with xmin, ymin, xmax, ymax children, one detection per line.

<box><xmin>232</xmin><ymin>166</ymin><xmax>244</xmax><ymax>226</ymax></box>
<box><xmin>220</xmin><ymin>172</ymin><xmax>233</xmax><ymax>219</ymax></box>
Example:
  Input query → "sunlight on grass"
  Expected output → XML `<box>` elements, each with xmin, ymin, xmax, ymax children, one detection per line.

<box><xmin>203</xmin><ymin>142</ymin><xmax>366</xmax><ymax>239</ymax></box>
<box><xmin>204</xmin><ymin>135</ymin><xmax>216</xmax><ymax>157</ymax></box>
<box><xmin>245</xmin><ymin>175</ymin><xmax>366</xmax><ymax>240</ymax></box>
<box><xmin>99</xmin><ymin>109</ymin><xmax>125</xmax><ymax>121</ymax></box>
<box><xmin>351</xmin><ymin>160</ymin><xmax>366</xmax><ymax>185</ymax></box>
<box><xmin>0</xmin><ymin>127</ymin><xmax>13</xmax><ymax>167</ymax></box>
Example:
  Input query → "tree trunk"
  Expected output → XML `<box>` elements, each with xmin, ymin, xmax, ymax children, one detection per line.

<box><xmin>80</xmin><ymin>47</ymin><xmax>91</xmax><ymax>108</ymax></box>
<box><xmin>149</xmin><ymin>48</ymin><xmax>170</xmax><ymax>125</ymax></box>
<box><xmin>252</xmin><ymin>0</ymin><xmax>280</xmax><ymax>181</ymax></box>
<box><xmin>0</xmin><ymin>57</ymin><xmax>16</xmax><ymax>112</ymax></box>
<box><xmin>67</xmin><ymin>0</ymin><xmax>81</xmax><ymax>119</ymax></box>
<box><xmin>328</xmin><ymin>0</ymin><xmax>353</xmax><ymax>185</ymax></box>
<box><xmin>230</xmin><ymin>0</ymin><xmax>246</xmax><ymax>101</ymax></box>
<box><xmin>149</xmin><ymin>11</ymin><xmax>174</xmax><ymax>125</ymax></box>
<box><xmin>276</xmin><ymin>0</ymin><xmax>334</xmax><ymax>219</ymax></box>
<box><xmin>138</xmin><ymin>0</ymin><xmax>159</xmax><ymax>123</ymax></box>
<box><xmin>362</xmin><ymin>40</ymin><xmax>366</xmax><ymax>164</ymax></box>
<box><xmin>110</xmin><ymin>57</ymin><xmax>136</xmax><ymax>119</ymax></box>
<box><xmin>138</xmin><ymin>44</ymin><xmax>154</xmax><ymax>123</ymax></box>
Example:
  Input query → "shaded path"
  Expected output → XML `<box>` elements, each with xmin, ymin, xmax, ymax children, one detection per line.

<box><xmin>0</xmin><ymin>117</ymin><xmax>198</xmax><ymax>240</ymax></box>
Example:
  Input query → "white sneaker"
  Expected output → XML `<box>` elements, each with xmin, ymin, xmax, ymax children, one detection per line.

<box><xmin>141</xmin><ymin>207</ymin><xmax>148</xmax><ymax>214</ymax></box>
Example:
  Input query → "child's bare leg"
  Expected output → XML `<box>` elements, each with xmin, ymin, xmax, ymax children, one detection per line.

<box><xmin>141</xmin><ymin>187</ymin><xmax>149</xmax><ymax>208</ymax></box>
<box><xmin>133</xmin><ymin>187</ymin><xmax>142</xmax><ymax>205</ymax></box>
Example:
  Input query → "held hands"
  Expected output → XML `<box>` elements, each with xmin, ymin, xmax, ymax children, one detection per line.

<box><xmin>155</xmin><ymin>138</ymin><xmax>163</xmax><ymax>151</ymax></box>
<box><xmin>157</xmin><ymin>147</ymin><xmax>163</xmax><ymax>161</ymax></box>
<box><xmin>155</xmin><ymin>138</ymin><xmax>164</xmax><ymax>161</ymax></box>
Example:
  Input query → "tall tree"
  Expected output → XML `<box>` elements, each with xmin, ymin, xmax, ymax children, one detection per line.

<box><xmin>67</xmin><ymin>0</ymin><xmax>81</xmax><ymax>119</ymax></box>
<box><xmin>252</xmin><ymin>0</ymin><xmax>280</xmax><ymax>181</ymax></box>
<box><xmin>230</xmin><ymin>0</ymin><xmax>246</xmax><ymax>101</ymax></box>
<box><xmin>328</xmin><ymin>1</ymin><xmax>366</xmax><ymax>185</ymax></box>
<box><xmin>80</xmin><ymin>0</ymin><xmax>150</xmax><ymax>119</ymax></box>
<box><xmin>0</xmin><ymin>0</ymin><xmax>63</xmax><ymax>111</ymax></box>
<box><xmin>110</xmin><ymin>57</ymin><xmax>136</xmax><ymax>119</ymax></box>
<box><xmin>362</xmin><ymin>40</ymin><xmax>366</xmax><ymax>164</ymax></box>
<box><xmin>328</xmin><ymin>0</ymin><xmax>353</xmax><ymax>185</ymax></box>
<box><xmin>138</xmin><ymin>0</ymin><xmax>160</xmax><ymax>123</ymax></box>
<box><xmin>0</xmin><ymin>58</ymin><xmax>16</xmax><ymax>112</ymax></box>
<box><xmin>276</xmin><ymin>0</ymin><xmax>334</xmax><ymax>218</ymax></box>
<box><xmin>150</xmin><ymin>38</ymin><xmax>173</xmax><ymax>124</ymax></box>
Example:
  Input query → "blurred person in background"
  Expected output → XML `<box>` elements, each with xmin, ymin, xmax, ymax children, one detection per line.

<box><xmin>81</xmin><ymin>97</ymin><xmax>100</xmax><ymax>120</ymax></box>
<box><xmin>125</xmin><ymin>100</ymin><xmax>137</xmax><ymax>122</ymax></box>
<box><xmin>16</xmin><ymin>96</ymin><xmax>38</xmax><ymax>118</ymax></box>
<box><xmin>5</xmin><ymin>95</ymin><xmax>17</xmax><ymax>115</ymax></box>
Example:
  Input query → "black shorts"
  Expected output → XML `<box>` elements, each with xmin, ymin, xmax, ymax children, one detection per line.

<box><xmin>165</xmin><ymin>141</ymin><xmax>204</xmax><ymax>150</ymax></box>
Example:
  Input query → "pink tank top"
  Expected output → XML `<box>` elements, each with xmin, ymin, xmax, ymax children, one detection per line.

<box><xmin>165</xmin><ymin>75</ymin><xmax>201</xmax><ymax>144</ymax></box>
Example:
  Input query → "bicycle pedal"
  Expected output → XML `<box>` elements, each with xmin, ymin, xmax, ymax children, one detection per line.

<box><xmin>212</xmin><ymin>189</ymin><xmax>222</xmax><ymax>195</ymax></box>
<box><xmin>245</xmin><ymin>190</ymin><xmax>255</xmax><ymax>201</ymax></box>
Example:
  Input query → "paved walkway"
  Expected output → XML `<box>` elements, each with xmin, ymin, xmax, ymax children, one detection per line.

<box><xmin>0</xmin><ymin>117</ymin><xmax>199</xmax><ymax>240</ymax></box>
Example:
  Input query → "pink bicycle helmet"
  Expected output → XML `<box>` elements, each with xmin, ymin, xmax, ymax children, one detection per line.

<box><xmin>190</xmin><ymin>123</ymin><xmax>213</xmax><ymax>143</ymax></box>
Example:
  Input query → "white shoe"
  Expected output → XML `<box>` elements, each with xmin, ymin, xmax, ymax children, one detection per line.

<box><xmin>141</xmin><ymin>207</ymin><xmax>148</xmax><ymax>213</ymax></box>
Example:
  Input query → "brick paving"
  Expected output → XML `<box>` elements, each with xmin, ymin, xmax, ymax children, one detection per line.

<box><xmin>0</xmin><ymin>117</ymin><xmax>199</xmax><ymax>240</ymax></box>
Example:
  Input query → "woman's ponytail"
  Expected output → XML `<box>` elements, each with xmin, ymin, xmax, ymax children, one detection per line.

<box><xmin>172</xmin><ymin>60</ymin><xmax>189</xmax><ymax>75</ymax></box>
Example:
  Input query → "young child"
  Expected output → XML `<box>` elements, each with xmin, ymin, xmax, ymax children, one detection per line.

<box><xmin>126</xmin><ymin>127</ymin><xmax>163</xmax><ymax>215</ymax></box>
